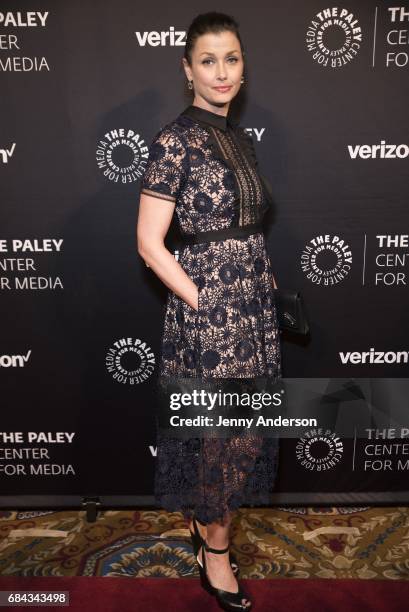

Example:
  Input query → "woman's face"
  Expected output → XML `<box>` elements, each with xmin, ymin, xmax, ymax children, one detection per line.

<box><xmin>183</xmin><ymin>30</ymin><xmax>244</xmax><ymax>115</ymax></box>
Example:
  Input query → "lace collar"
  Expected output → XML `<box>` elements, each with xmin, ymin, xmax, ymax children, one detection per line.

<box><xmin>181</xmin><ymin>104</ymin><xmax>239</xmax><ymax>132</ymax></box>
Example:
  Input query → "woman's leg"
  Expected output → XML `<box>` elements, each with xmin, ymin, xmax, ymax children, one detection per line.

<box><xmin>198</xmin><ymin>511</ymin><xmax>251</xmax><ymax>609</ymax></box>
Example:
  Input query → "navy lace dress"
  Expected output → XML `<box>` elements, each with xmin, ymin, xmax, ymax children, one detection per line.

<box><xmin>140</xmin><ymin>104</ymin><xmax>282</xmax><ymax>525</ymax></box>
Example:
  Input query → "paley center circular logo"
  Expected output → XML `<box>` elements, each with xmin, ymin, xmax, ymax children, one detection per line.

<box><xmin>301</xmin><ymin>234</ymin><xmax>352</xmax><ymax>285</ymax></box>
<box><xmin>96</xmin><ymin>128</ymin><xmax>148</xmax><ymax>183</ymax></box>
<box><xmin>296</xmin><ymin>428</ymin><xmax>343</xmax><ymax>471</ymax></box>
<box><xmin>306</xmin><ymin>7</ymin><xmax>363</xmax><ymax>68</ymax></box>
<box><xmin>105</xmin><ymin>337</ymin><xmax>155</xmax><ymax>384</ymax></box>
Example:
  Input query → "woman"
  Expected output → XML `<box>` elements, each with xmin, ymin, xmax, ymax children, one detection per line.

<box><xmin>137</xmin><ymin>12</ymin><xmax>282</xmax><ymax>611</ymax></box>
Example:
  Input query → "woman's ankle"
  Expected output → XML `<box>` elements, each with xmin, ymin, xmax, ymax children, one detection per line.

<box><xmin>205</xmin><ymin>537</ymin><xmax>230</xmax><ymax>551</ymax></box>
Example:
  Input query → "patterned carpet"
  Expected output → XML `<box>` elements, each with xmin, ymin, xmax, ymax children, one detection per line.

<box><xmin>0</xmin><ymin>506</ymin><xmax>408</xmax><ymax>580</ymax></box>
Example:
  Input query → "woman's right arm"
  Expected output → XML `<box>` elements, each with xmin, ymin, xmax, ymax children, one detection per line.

<box><xmin>137</xmin><ymin>126</ymin><xmax>198</xmax><ymax>310</ymax></box>
<box><xmin>136</xmin><ymin>192</ymin><xmax>199</xmax><ymax>311</ymax></box>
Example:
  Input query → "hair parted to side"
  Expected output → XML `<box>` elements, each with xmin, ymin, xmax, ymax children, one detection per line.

<box><xmin>183</xmin><ymin>11</ymin><xmax>246</xmax><ymax>67</ymax></box>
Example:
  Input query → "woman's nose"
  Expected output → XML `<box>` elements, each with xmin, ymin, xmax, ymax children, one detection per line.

<box><xmin>216</xmin><ymin>63</ymin><xmax>227</xmax><ymax>79</ymax></box>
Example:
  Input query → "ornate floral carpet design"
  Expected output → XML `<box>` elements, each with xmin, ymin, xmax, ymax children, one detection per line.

<box><xmin>0</xmin><ymin>506</ymin><xmax>408</xmax><ymax>580</ymax></box>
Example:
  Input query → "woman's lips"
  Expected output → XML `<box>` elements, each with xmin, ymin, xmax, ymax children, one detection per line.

<box><xmin>213</xmin><ymin>86</ymin><xmax>232</xmax><ymax>92</ymax></box>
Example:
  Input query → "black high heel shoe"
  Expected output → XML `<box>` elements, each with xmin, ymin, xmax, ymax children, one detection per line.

<box><xmin>189</xmin><ymin>516</ymin><xmax>240</xmax><ymax>577</ymax></box>
<box><xmin>196</xmin><ymin>539</ymin><xmax>252</xmax><ymax>611</ymax></box>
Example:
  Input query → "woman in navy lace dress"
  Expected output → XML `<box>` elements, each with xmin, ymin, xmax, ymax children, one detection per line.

<box><xmin>137</xmin><ymin>12</ymin><xmax>282</xmax><ymax>611</ymax></box>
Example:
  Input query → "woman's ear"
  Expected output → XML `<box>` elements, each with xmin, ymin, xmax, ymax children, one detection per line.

<box><xmin>181</xmin><ymin>58</ymin><xmax>192</xmax><ymax>82</ymax></box>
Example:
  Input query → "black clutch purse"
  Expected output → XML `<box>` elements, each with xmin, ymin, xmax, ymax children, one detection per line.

<box><xmin>273</xmin><ymin>288</ymin><xmax>310</xmax><ymax>335</ymax></box>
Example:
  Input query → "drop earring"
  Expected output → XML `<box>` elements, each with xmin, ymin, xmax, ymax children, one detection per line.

<box><xmin>240</xmin><ymin>76</ymin><xmax>245</xmax><ymax>84</ymax></box>
<box><xmin>187</xmin><ymin>80</ymin><xmax>193</xmax><ymax>90</ymax></box>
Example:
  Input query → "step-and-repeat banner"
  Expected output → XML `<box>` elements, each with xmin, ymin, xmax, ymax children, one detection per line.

<box><xmin>1</xmin><ymin>2</ymin><xmax>408</xmax><ymax>507</ymax></box>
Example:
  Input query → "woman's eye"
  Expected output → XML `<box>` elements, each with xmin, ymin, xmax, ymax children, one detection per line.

<box><xmin>202</xmin><ymin>57</ymin><xmax>238</xmax><ymax>65</ymax></box>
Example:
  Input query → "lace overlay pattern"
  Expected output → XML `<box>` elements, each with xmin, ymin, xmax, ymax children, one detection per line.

<box><xmin>141</xmin><ymin>105</ymin><xmax>282</xmax><ymax>525</ymax></box>
<box><xmin>210</xmin><ymin>126</ymin><xmax>264</xmax><ymax>226</ymax></box>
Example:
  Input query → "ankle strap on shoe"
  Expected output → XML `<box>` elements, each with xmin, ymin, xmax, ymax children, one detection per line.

<box><xmin>192</xmin><ymin>518</ymin><xmax>204</xmax><ymax>540</ymax></box>
<box><xmin>204</xmin><ymin>541</ymin><xmax>229</xmax><ymax>554</ymax></box>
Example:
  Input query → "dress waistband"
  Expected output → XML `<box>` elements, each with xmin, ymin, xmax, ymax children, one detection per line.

<box><xmin>181</xmin><ymin>221</ymin><xmax>264</xmax><ymax>245</ymax></box>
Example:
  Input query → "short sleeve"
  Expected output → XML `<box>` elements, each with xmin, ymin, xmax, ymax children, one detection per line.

<box><xmin>141</xmin><ymin>127</ymin><xmax>188</xmax><ymax>202</ymax></box>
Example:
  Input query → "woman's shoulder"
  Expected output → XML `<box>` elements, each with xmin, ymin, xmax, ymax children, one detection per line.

<box><xmin>149</xmin><ymin>119</ymin><xmax>184</xmax><ymax>142</ymax></box>
<box><xmin>148</xmin><ymin>115</ymin><xmax>194</xmax><ymax>152</ymax></box>
<box><xmin>149</xmin><ymin>113</ymin><xmax>212</xmax><ymax>158</ymax></box>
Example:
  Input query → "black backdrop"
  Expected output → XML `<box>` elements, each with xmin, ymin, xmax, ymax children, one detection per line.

<box><xmin>1</xmin><ymin>1</ymin><xmax>409</xmax><ymax>508</ymax></box>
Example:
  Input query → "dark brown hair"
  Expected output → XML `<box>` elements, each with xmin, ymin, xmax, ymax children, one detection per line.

<box><xmin>183</xmin><ymin>12</ymin><xmax>245</xmax><ymax>68</ymax></box>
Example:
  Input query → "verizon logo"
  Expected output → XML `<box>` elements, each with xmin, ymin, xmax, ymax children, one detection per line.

<box><xmin>0</xmin><ymin>143</ymin><xmax>16</xmax><ymax>163</ymax></box>
<box><xmin>0</xmin><ymin>350</ymin><xmax>32</xmax><ymax>367</ymax></box>
<box><xmin>339</xmin><ymin>349</ymin><xmax>409</xmax><ymax>364</ymax></box>
<box><xmin>135</xmin><ymin>27</ymin><xmax>185</xmax><ymax>47</ymax></box>
<box><xmin>348</xmin><ymin>141</ymin><xmax>409</xmax><ymax>159</ymax></box>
